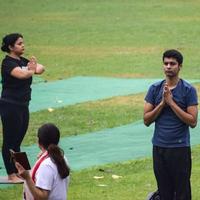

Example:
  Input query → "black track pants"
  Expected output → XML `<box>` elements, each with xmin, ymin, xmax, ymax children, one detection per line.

<box><xmin>1</xmin><ymin>102</ymin><xmax>29</xmax><ymax>174</ymax></box>
<box><xmin>153</xmin><ymin>146</ymin><xmax>191</xmax><ymax>200</ymax></box>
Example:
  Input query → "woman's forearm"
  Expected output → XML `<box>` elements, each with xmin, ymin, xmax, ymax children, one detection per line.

<box><xmin>35</xmin><ymin>64</ymin><xmax>45</xmax><ymax>74</ymax></box>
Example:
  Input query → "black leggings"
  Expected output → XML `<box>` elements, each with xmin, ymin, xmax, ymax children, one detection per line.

<box><xmin>0</xmin><ymin>101</ymin><xmax>29</xmax><ymax>174</ymax></box>
<box><xmin>153</xmin><ymin>146</ymin><xmax>191</xmax><ymax>200</ymax></box>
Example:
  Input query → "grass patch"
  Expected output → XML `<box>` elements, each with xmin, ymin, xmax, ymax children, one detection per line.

<box><xmin>1</xmin><ymin>82</ymin><xmax>199</xmax><ymax>146</ymax></box>
<box><xmin>0</xmin><ymin>0</ymin><xmax>200</xmax><ymax>199</ymax></box>
<box><xmin>0</xmin><ymin>0</ymin><xmax>200</xmax><ymax>80</ymax></box>
<box><xmin>23</xmin><ymin>93</ymin><xmax>145</xmax><ymax>146</ymax></box>
<box><xmin>1</xmin><ymin>145</ymin><xmax>200</xmax><ymax>200</ymax></box>
<box><xmin>0</xmin><ymin>93</ymin><xmax>145</xmax><ymax>146</ymax></box>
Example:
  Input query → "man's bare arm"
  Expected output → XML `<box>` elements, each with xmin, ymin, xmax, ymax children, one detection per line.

<box><xmin>143</xmin><ymin>101</ymin><xmax>165</xmax><ymax>126</ymax></box>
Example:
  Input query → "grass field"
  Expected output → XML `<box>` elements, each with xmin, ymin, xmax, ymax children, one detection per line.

<box><xmin>0</xmin><ymin>0</ymin><xmax>200</xmax><ymax>199</ymax></box>
<box><xmin>1</xmin><ymin>146</ymin><xmax>200</xmax><ymax>200</ymax></box>
<box><xmin>1</xmin><ymin>0</ymin><xmax>200</xmax><ymax>80</ymax></box>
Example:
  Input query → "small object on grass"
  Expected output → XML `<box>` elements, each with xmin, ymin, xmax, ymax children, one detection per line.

<box><xmin>99</xmin><ymin>168</ymin><xmax>113</xmax><ymax>173</ymax></box>
<box><xmin>111</xmin><ymin>174</ymin><xmax>122</xmax><ymax>179</ymax></box>
<box><xmin>93</xmin><ymin>176</ymin><xmax>104</xmax><ymax>179</ymax></box>
<box><xmin>97</xmin><ymin>184</ymin><xmax>107</xmax><ymax>187</ymax></box>
<box><xmin>48</xmin><ymin>108</ymin><xmax>54</xmax><ymax>112</ymax></box>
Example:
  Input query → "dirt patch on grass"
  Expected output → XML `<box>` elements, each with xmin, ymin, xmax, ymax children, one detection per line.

<box><xmin>159</xmin><ymin>16</ymin><xmax>200</xmax><ymax>22</ymax></box>
<box><xmin>31</xmin><ymin>46</ymin><xmax>161</xmax><ymax>57</ymax></box>
<box><xmin>83</xmin><ymin>93</ymin><xmax>145</xmax><ymax>108</ymax></box>
<box><xmin>112</xmin><ymin>73</ymin><xmax>147</xmax><ymax>78</ymax></box>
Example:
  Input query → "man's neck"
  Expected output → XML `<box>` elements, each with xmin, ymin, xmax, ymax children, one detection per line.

<box><xmin>165</xmin><ymin>76</ymin><xmax>180</xmax><ymax>88</ymax></box>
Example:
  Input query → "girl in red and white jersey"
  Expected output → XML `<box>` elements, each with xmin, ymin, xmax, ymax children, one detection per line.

<box><xmin>16</xmin><ymin>123</ymin><xmax>70</xmax><ymax>200</ymax></box>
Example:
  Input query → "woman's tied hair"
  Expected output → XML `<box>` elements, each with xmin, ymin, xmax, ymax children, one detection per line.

<box><xmin>1</xmin><ymin>33</ymin><xmax>23</xmax><ymax>53</ymax></box>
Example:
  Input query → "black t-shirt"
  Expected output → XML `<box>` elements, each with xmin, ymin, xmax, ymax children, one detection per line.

<box><xmin>1</xmin><ymin>55</ymin><xmax>32</xmax><ymax>102</ymax></box>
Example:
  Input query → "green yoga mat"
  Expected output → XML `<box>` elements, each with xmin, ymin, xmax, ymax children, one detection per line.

<box><xmin>1</xmin><ymin>76</ymin><xmax>199</xmax><ymax>112</ymax></box>
<box><xmin>1</xmin><ymin>119</ymin><xmax>200</xmax><ymax>176</ymax></box>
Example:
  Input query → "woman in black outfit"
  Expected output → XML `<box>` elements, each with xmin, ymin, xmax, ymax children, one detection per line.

<box><xmin>0</xmin><ymin>33</ymin><xmax>45</xmax><ymax>182</ymax></box>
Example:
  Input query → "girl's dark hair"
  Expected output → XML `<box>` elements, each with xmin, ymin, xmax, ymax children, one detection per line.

<box><xmin>1</xmin><ymin>33</ymin><xmax>23</xmax><ymax>53</ymax></box>
<box><xmin>37</xmin><ymin>123</ymin><xmax>70</xmax><ymax>178</ymax></box>
<box><xmin>162</xmin><ymin>49</ymin><xmax>183</xmax><ymax>65</ymax></box>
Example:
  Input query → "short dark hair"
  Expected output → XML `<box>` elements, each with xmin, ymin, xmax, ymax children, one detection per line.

<box><xmin>162</xmin><ymin>49</ymin><xmax>183</xmax><ymax>65</ymax></box>
<box><xmin>1</xmin><ymin>33</ymin><xmax>23</xmax><ymax>53</ymax></box>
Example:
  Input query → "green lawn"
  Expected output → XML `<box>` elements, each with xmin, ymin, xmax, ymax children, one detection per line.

<box><xmin>0</xmin><ymin>0</ymin><xmax>200</xmax><ymax>80</ymax></box>
<box><xmin>1</xmin><ymin>145</ymin><xmax>200</xmax><ymax>200</ymax></box>
<box><xmin>0</xmin><ymin>0</ymin><xmax>200</xmax><ymax>199</ymax></box>
<box><xmin>3</xmin><ymin>88</ymin><xmax>199</xmax><ymax>146</ymax></box>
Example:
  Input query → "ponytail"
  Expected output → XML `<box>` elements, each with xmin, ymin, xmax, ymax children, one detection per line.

<box><xmin>47</xmin><ymin>144</ymin><xmax>70</xmax><ymax>178</ymax></box>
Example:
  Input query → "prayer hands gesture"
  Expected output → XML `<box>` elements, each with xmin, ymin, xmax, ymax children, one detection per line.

<box><xmin>162</xmin><ymin>82</ymin><xmax>173</xmax><ymax>106</ymax></box>
<box><xmin>27</xmin><ymin>56</ymin><xmax>37</xmax><ymax>72</ymax></box>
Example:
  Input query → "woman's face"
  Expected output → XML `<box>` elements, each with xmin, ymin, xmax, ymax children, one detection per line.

<box><xmin>9</xmin><ymin>37</ymin><xmax>25</xmax><ymax>56</ymax></box>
